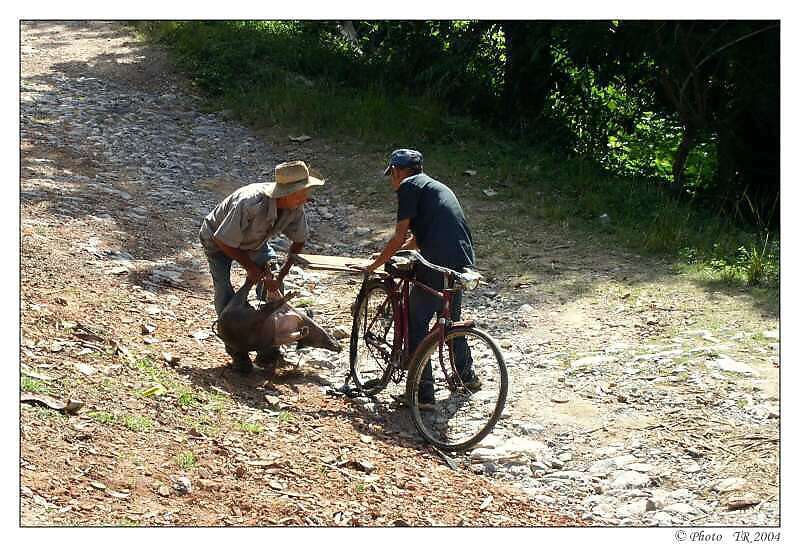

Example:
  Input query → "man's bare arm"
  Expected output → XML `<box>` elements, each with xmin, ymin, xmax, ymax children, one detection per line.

<box><xmin>366</xmin><ymin>219</ymin><xmax>411</xmax><ymax>273</ymax></box>
<box><xmin>399</xmin><ymin>234</ymin><xmax>418</xmax><ymax>251</ymax></box>
<box><xmin>278</xmin><ymin>241</ymin><xmax>304</xmax><ymax>281</ymax></box>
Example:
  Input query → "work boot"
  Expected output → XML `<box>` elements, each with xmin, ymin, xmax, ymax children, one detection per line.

<box><xmin>229</xmin><ymin>353</ymin><xmax>253</xmax><ymax>374</ymax></box>
<box><xmin>255</xmin><ymin>347</ymin><xmax>282</xmax><ymax>368</ymax></box>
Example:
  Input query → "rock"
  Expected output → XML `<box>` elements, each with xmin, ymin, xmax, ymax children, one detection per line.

<box><xmin>616</xmin><ymin>499</ymin><xmax>650</xmax><ymax>517</ymax></box>
<box><xmin>545</xmin><ymin>471</ymin><xmax>590</xmax><ymax>481</ymax></box>
<box><xmin>609</xmin><ymin>470</ymin><xmax>651</xmax><ymax>490</ymax></box>
<box><xmin>535</xmin><ymin>495</ymin><xmax>555</xmax><ymax>505</ymax></box>
<box><xmin>714</xmin><ymin>477</ymin><xmax>747</xmax><ymax>493</ymax></box>
<box><xmin>709</xmin><ymin>356</ymin><xmax>755</xmax><ymax>375</ymax></box>
<box><xmin>74</xmin><ymin>362</ymin><xmax>97</xmax><ymax>375</ymax></box>
<box><xmin>570</xmin><ymin>355</ymin><xmax>614</xmax><ymax>369</ymax></box>
<box><xmin>530</xmin><ymin>461</ymin><xmax>549</xmax><ymax>472</ymax></box>
<box><xmin>750</xmin><ymin>404</ymin><xmax>779</xmax><ymax>419</ymax></box>
<box><xmin>762</xmin><ymin>330</ymin><xmax>779</xmax><ymax>340</ymax></box>
<box><xmin>663</xmin><ymin>502</ymin><xmax>701</xmax><ymax>515</ymax></box>
<box><xmin>598</xmin><ymin>213</ymin><xmax>611</xmax><ymax>225</ymax></box>
<box><xmin>592</xmin><ymin>503</ymin><xmax>615</xmax><ymax>518</ymax></box>
<box><xmin>593</xmin><ymin>445</ymin><xmax>624</xmax><ymax>458</ymax></box>
<box><xmin>157</xmin><ymin>485</ymin><xmax>170</xmax><ymax>497</ymax></box>
<box><xmin>173</xmin><ymin>476</ymin><xmax>192</xmax><ymax>495</ymax></box>
<box><xmin>497</xmin><ymin>437</ymin><xmax>548</xmax><ymax>460</ymax></box>
<box><xmin>516</xmin><ymin>422</ymin><xmax>544</xmax><ymax>435</ymax></box>
<box><xmin>683</xmin><ymin>461</ymin><xmax>702</xmax><ymax>473</ymax></box>
<box><xmin>545</xmin><ymin>457</ymin><xmax>564</xmax><ymax>470</ymax></box>
<box><xmin>626</xmin><ymin>463</ymin><xmax>654</xmax><ymax>473</ymax></box>
<box><xmin>588</xmin><ymin>454</ymin><xmax>637</xmax><ymax>476</ymax></box>
<box><xmin>331</xmin><ymin>326</ymin><xmax>349</xmax><ymax>339</ymax></box>
<box><xmin>518</xmin><ymin>304</ymin><xmax>534</xmax><ymax>314</ymax></box>
<box><xmin>724</xmin><ymin>493</ymin><xmax>761</xmax><ymax>510</ymax></box>
<box><xmin>651</xmin><ymin>511</ymin><xmax>674</xmax><ymax>525</ymax></box>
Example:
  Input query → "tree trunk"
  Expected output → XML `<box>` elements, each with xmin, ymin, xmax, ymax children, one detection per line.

<box><xmin>501</xmin><ymin>22</ymin><xmax>555</xmax><ymax>127</ymax></box>
<box><xmin>670</xmin><ymin>123</ymin><xmax>695</xmax><ymax>195</ymax></box>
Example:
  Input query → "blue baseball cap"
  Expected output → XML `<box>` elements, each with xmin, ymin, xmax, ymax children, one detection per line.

<box><xmin>384</xmin><ymin>149</ymin><xmax>423</xmax><ymax>175</ymax></box>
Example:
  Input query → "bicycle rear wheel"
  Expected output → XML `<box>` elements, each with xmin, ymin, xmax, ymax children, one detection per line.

<box><xmin>406</xmin><ymin>327</ymin><xmax>507</xmax><ymax>452</ymax></box>
<box><xmin>349</xmin><ymin>279</ymin><xmax>396</xmax><ymax>395</ymax></box>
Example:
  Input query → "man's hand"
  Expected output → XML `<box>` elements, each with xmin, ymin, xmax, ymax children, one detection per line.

<box><xmin>245</xmin><ymin>264</ymin><xmax>267</xmax><ymax>283</ymax></box>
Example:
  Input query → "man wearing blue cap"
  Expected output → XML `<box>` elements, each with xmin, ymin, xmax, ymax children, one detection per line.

<box><xmin>365</xmin><ymin>149</ymin><xmax>480</xmax><ymax>410</ymax></box>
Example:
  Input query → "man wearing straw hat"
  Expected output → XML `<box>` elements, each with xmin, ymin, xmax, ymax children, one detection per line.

<box><xmin>199</xmin><ymin>160</ymin><xmax>324</xmax><ymax>373</ymax></box>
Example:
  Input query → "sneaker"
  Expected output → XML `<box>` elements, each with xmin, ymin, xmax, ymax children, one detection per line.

<box><xmin>230</xmin><ymin>355</ymin><xmax>253</xmax><ymax>374</ymax></box>
<box><xmin>459</xmin><ymin>373</ymin><xmax>482</xmax><ymax>392</ymax></box>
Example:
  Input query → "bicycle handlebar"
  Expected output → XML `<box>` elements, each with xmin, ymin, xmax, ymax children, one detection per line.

<box><xmin>391</xmin><ymin>250</ymin><xmax>482</xmax><ymax>290</ymax></box>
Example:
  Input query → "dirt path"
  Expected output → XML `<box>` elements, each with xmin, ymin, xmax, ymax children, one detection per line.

<box><xmin>20</xmin><ymin>21</ymin><xmax>779</xmax><ymax>527</ymax></box>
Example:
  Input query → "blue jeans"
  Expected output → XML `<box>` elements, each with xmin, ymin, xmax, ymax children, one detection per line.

<box><xmin>203</xmin><ymin>243</ymin><xmax>277</xmax><ymax>360</ymax></box>
<box><xmin>409</xmin><ymin>265</ymin><xmax>474</xmax><ymax>401</ymax></box>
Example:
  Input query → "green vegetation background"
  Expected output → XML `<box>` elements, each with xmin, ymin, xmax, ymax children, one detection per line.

<box><xmin>137</xmin><ymin>21</ymin><xmax>779</xmax><ymax>294</ymax></box>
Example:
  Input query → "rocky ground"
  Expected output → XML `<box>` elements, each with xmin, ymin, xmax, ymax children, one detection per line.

<box><xmin>20</xmin><ymin>21</ymin><xmax>780</xmax><ymax>527</ymax></box>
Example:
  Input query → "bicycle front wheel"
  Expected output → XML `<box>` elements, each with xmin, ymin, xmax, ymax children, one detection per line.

<box><xmin>405</xmin><ymin>327</ymin><xmax>508</xmax><ymax>452</ymax></box>
<box><xmin>349</xmin><ymin>279</ymin><xmax>396</xmax><ymax>395</ymax></box>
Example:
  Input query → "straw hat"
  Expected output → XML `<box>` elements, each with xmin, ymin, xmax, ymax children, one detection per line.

<box><xmin>267</xmin><ymin>160</ymin><xmax>325</xmax><ymax>198</ymax></box>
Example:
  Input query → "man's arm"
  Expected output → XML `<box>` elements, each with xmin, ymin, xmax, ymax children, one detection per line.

<box><xmin>399</xmin><ymin>234</ymin><xmax>418</xmax><ymax>251</ymax></box>
<box><xmin>213</xmin><ymin>237</ymin><xmax>267</xmax><ymax>283</ymax></box>
<box><xmin>366</xmin><ymin>219</ymin><xmax>411</xmax><ymax>273</ymax></box>
<box><xmin>277</xmin><ymin>241</ymin><xmax>304</xmax><ymax>283</ymax></box>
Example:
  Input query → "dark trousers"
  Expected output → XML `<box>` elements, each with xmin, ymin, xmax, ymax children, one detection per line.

<box><xmin>409</xmin><ymin>266</ymin><xmax>474</xmax><ymax>400</ymax></box>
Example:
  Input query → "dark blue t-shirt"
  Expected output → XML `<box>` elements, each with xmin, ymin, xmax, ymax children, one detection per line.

<box><xmin>396</xmin><ymin>173</ymin><xmax>475</xmax><ymax>270</ymax></box>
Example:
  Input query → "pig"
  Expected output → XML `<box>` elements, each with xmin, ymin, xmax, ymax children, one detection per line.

<box><xmin>216</xmin><ymin>277</ymin><xmax>342</xmax><ymax>360</ymax></box>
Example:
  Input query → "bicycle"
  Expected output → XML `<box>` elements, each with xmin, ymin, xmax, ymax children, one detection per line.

<box><xmin>349</xmin><ymin>250</ymin><xmax>508</xmax><ymax>452</ymax></box>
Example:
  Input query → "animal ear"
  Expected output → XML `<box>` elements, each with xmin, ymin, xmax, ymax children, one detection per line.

<box><xmin>275</xmin><ymin>327</ymin><xmax>309</xmax><ymax>345</ymax></box>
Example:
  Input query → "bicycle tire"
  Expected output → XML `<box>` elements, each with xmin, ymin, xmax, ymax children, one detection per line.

<box><xmin>349</xmin><ymin>278</ymin><xmax>397</xmax><ymax>395</ymax></box>
<box><xmin>405</xmin><ymin>326</ymin><xmax>508</xmax><ymax>452</ymax></box>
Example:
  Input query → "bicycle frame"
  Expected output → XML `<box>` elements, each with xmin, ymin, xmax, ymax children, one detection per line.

<box><xmin>363</xmin><ymin>269</ymin><xmax>475</xmax><ymax>388</ymax></box>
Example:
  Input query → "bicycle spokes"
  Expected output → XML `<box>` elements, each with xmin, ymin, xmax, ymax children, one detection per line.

<box><xmin>407</xmin><ymin>327</ymin><xmax>508</xmax><ymax>451</ymax></box>
<box><xmin>350</xmin><ymin>281</ymin><xmax>397</xmax><ymax>395</ymax></box>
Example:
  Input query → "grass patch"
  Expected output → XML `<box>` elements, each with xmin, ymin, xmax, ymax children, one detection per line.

<box><xmin>237</xmin><ymin>421</ymin><xmax>264</xmax><ymax>434</ymax></box>
<box><xmin>30</xmin><ymin>406</ymin><xmax>67</xmax><ymax>422</ymax></box>
<box><xmin>87</xmin><ymin>411</ymin><xmax>117</xmax><ymax>425</ymax></box>
<box><xmin>21</xmin><ymin>376</ymin><xmax>49</xmax><ymax>393</ymax></box>
<box><xmin>177</xmin><ymin>390</ymin><xmax>200</xmax><ymax>408</ymax></box>
<box><xmin>123</xmin><ymin>415</ymin><xmax>153</xmax><ymax>433</ymax></box>
<box><xmin>175</xmin><ymin>451</ymin><xmax>197</xmax><ymax>469</ymax></box>
<box><xmin>204</xmin><ymin>392</ymin><xmax>230</xmax><ymax>414</ymax></box>
<box><xmin>183</xmin><ymin>416</ymin><xmax>219</xmax><ymax>438</ymax></box>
